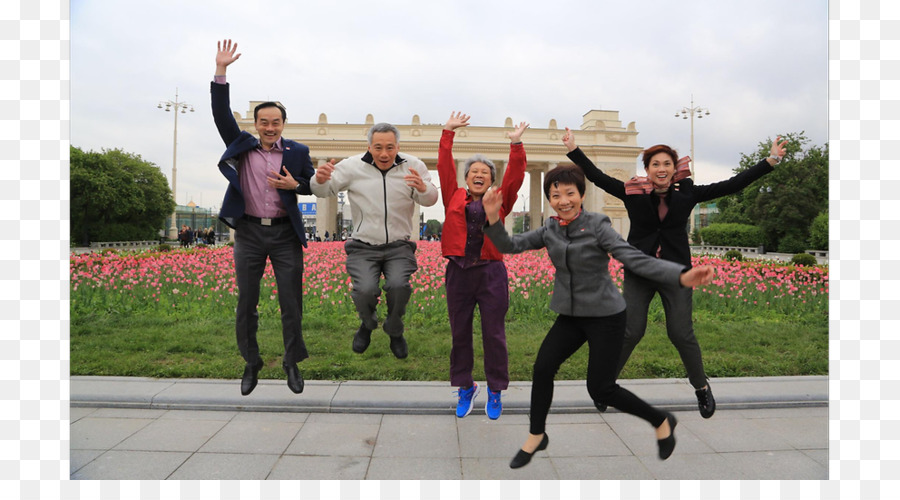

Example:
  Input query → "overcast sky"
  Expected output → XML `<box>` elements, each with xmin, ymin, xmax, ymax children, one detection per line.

<box><xmin>71</xmin><ymin>0</ymin><xmax>826</xmax><ymax>222</ymax></box>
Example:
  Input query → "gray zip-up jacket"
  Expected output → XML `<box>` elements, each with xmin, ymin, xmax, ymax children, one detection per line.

<box><xmin>310</xmin><ymin>152</ymin><xmax>438</xmax><ymax>245</ymax></box>
<box><xmin>484</xmin><ymin>211</ymin><xmax>688</xmax><ymax>317</ymax></box>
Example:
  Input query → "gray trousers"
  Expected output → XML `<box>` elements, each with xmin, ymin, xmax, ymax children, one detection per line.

<box><xmin>344</xmin><ymin>239</ymin><xmax>417</xmax><ymax>337</ymax></box>
<box><xmin>233</xmin><ymin>218</ymin><xmax>307</xmax><ymax>365</ymax></box>
<box><xmin>616</xmin><ymin>270</ymin><xmax>707</xmax><ymax>389</ymax></box>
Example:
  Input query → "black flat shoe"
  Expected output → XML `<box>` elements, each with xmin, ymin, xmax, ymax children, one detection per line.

<box><xmin>509</xmin><ymin>433</ymin><xmax>549</xmax><ymax>469</ymax></box>
<box><xmin>282</xmin><ymin>362</ymin><xmax>304</xmax><ymax>394</ymax></box>
<box><xmin>240</xmin><ymin>358</ymin><xmax>264</xmax><ymax>396</ymax></box>
<box><xmin>389</xmin><ymin>334</ymin><xmax>408</xmax><ymax>359</ymax></box>
<box><xmin>657</xmin><ymin>412</ymin><xmax>678</xmax><ymax>460</ymax></box>
<box><xmin>352</xmin><ymin>324</ymin><xmax>372</xmax><ymax>353</ymax></box>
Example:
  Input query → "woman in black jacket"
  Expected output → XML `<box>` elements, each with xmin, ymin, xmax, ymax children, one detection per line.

<box><xmin>562</xmin><ymin>128</ymin><xmax>787</xmax><ymax>418</ymax></box>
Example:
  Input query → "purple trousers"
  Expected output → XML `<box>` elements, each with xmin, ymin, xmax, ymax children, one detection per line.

<box><xmin>445</xmin><ymin>260</ymin><xmax>510</xmax><ymax>391</ymax></box>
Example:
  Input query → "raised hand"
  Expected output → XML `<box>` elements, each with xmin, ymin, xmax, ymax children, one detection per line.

<box><xmin>770</xmin><ymin>136</ymin><xmax>788</xmax><ymax>161</ymax></box>
<box><xmin>216</xmin><ymin>39</ymin><xmax>241</xmax><ymax>73</ymax></box>
<box><xmin>679</xmin><ymin>265</ymin><xmax>715</xmax><ymax>288</ymax></box>
<box><xmin>482</xmin><ymin>187</ymin><xmax>503</xmax><ymax>224</ymax></box>
<box><xmin>315</xmin><ymin>159</ymin><xmax>337</xmax><ymax>184</ymax></box>
<box><xmin>405</xmin><ymin>167</ymin><xmax>427</xmax><ymax>193</ymax></box>
<box><xmin>561</xmin><ymin>127</ymin><xmax>577</xmax><ymax>152</ymax></box>
<box><xmin>507</xmin><ymin>121</ymin><xmax>530</xmax><ymax>143</ymax></box>
<box><xmin>444</xmin><ymin>111</ymin><xmax>471</xmax><ymax>131</ymax></box>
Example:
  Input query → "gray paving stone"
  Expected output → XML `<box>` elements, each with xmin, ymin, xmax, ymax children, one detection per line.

<box><xmin>717</xmin><ymin>450</ymin><xmax>828</xmax><ymax>480</ymax></box>
<box><xmin>113</xmin><ymin>418</ymin><xmax>228</xmax><ymax>452</ymax></box>
<box><xmin>158</xmin><ymin>409</ymin><xmax>236</xmax><ymax>421</ymax></box>
<box><xmin>304</xmin><ymin>413</ymin><xmax>381</xmax><ymax>425</ymax></box>
<box><xmin>373</xmin><ymin>415</ymin><xmax>459</xmax><ymax>458</ymax></box>
<box><xmin>544</xmin><ymin>423</ymin><xmax>633</xmax><ymax>458</ymax></box>
<box><xmin>199</xmin><ymin>419</ymin><xmax>303</xmax><ymax>455</ymax></box>
<box><xmin>366</xmin><ymin>457</ymin><xmax>462</xmax><ymax>480</ymax></box>
<box><xmin>602</xmin><ymin>411</ymin><xmax>714</xmax><ymax>456</ymax></box>
<box><xmin>639</xmin><ymin>451</ymin><xmax>749</xmax><ymax>480</ymax></box>
<box><xmin>70</xmin><ymin>417</ymin><xmax>154</xmax><ymax>450</ymax></box>
<box><xmin>267</xmin><ymin>455</ymin><xmax>369</xmax><ymax>480</ymax></box>
<box><xmin>461</xmin><ymin>456</ymin><xmax>558</xmax><ymax>480</ymax></box>
<box><xmin>90</xmin><ymin>408</ymin><xmax>168</xmax><ymax>419</ymax></box>
<box><xmin>751</xmin><ymin>415</ymin><xmax>828</xmax><ymax>450</ymax></box>
<box><xmin>458</xmin><ymin>420</ymin><xmax>526</xmax><ymax>458</ymax></box>
<box><xmin>231</xmin><ymin>411</ymin><xmax>310</xmax><ymax>423</ymax></box>
<box><xmin>552</xmin><ymin>455</ymin><xmax>654</xmax><ymax>480</ymax></box>
<box><xmin>285</xmin><ymin>420</ymin><xmax>378</xmax><ymax>457</ymax></box>
<box><xmin>69</xmin><ymin>449</ymin><xmax>103</xmax><ymax>474</ymax></box>
<box><xmin>68</xmin><ymin>407</ymin><xmax>96</xmax><ymax>423</ymax></box>
<box><xmin>801</xmin><ymin>448</ymin><xmax>829</xmax><ymax>467</ymax></box>
<box><xmin>71</xmin><ymin>450</ymin><xmax>191</xmax><ymax>480</ymax></box>
<box><xmin>169</xmin><ymin>452</ymin><xmax>280</xmax><ymax>480</ymax></box>
<box><xmin>688</xmin><ymin>416</ymin><xmax>797</xmax><ymax>453</ymax></box>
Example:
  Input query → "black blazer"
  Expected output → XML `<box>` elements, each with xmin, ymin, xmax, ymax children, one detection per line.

<box><xmin>211</xmin><ymin>82</ymin><xmax>315</xmax><ymax>246</ymax></box>
<box><xmin>567</xmin><ymin>147</ymin><xmax>774</xmax><ymax>268</ymax></box>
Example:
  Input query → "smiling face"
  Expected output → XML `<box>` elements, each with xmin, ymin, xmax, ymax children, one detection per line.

<box><xmin>254</xmin><ymin>106</ymin><xmax>285</xmax><ymax>150</ymax></box>
<box><xmin>367</xmin><ymin>131</ymin><xmax>399</xmax><ymax>170</ymax></box>
<box><xmin>548</xmin><ymin>182</ymin><xmax>584</xmax><ymax>221</ymax></box>
<box><xmin>465</xmin><ymin>162</ymin><xmax>493</xmax><ymax>199</ymax></box>
<box><xmin>645</xmin><ymin>152</ymin><xmax>676</xmax><ymax>190</ymax></box>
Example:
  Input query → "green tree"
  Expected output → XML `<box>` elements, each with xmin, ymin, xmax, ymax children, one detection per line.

<box><xmin>808</xmin><ymin>211</ymin><xmax>828</xmax><ymax>250</ymax></box>
<box><xmin>424</xmin><ymin>219</ymin><xmax>442</xmax><ymax>239</ymax></box>
<box><xmin>71</xmin><ymin>146</ymin><xmax>175</xmax><ymax>245</ymax></box>
<box><xmin>710</xmin><ymin>132</ymin><xmax>827</xmax><ymax>253</ymax></box>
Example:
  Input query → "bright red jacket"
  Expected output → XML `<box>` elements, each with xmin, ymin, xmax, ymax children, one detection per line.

<box><xmin>438</xmin><ymin>129</ymin><xmax>526</xmax><ymax>261</ymax></box>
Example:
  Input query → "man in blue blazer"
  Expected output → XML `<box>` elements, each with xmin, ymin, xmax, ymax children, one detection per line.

<box><xmin>211</xmin><ymin>39</ymin><xmax>315</xmax><ymax>396</ymax></box>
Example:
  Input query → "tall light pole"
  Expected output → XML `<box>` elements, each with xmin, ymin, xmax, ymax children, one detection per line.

<box><xmin>158</xmin><ymin>88</ymin><xmax>195</xmax><ymax>240</ymax></box>
<box><xmin>674</xmin><ymin>95</ymin><xmax>710</xmax><ymax>237</ymax></box>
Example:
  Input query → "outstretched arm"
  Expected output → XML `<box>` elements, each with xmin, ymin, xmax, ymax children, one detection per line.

<box><xmin>211</xmin><ymin>39</ymin><xmax>243</xmax><ymax>146</ymax></box>
<box><xmin>437</xmin><ymin>112</ymin><xmax>469</xmax><ymax>207</ymax></box>
<box><xmin>694</xmin><ymin>135</ymin><xmax>790</xmax><ymax>202</ymax></box>
<box><xmin>564</xmin><ymin>127</ymin><xmax>626</xmax><ymax>198</ymax></box>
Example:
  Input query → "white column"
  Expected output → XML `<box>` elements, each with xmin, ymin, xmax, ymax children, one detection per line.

<box><xmin>529</xmin><ymin>170</ymin><xmax>543</xmax><ymax>230</ymax></box>
<box><xmin>313</xmin><ymin>158</ymin><xmax>338</xmax><ymax>239</ymax></box>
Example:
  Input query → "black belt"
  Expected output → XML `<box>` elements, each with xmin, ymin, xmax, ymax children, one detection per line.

<box><xmin>242</xmin><ymin>214</ymin><xmax>290</xmax><ymax>226</ymax></box>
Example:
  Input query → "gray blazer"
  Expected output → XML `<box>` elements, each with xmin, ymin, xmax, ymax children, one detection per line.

<box><xmin>484</xmin><ymin>211</ymin><xmax>687</xmax><ymax>317</ymax></box>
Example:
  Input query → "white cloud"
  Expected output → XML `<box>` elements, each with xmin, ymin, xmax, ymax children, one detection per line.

<box><xmin>71</xmin><ymin>0</ymin><xmax>826</xmax><ymax>221</ymax></box>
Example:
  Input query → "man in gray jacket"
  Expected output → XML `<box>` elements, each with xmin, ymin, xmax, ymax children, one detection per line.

<box><xmin>311</xmin><ymin>123</ymin><xmax>438</xmax><ymax>358</ymax></box>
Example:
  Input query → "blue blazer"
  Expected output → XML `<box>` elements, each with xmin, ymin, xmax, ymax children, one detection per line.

<box><xmin>211</xmin><ymin>82</ymin><xmax>314</xmax><ymax>247</ymax></box>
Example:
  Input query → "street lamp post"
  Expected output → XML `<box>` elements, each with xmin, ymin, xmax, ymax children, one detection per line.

<box><xmin>158</xmin><ymin>88</ymin><xmax>195</xmax><ymax>240</ymax></box>
<box><xmin>338</xmin><ymin>191</ymin><xmax>345</xmax><ymax>240</ymax></box>
<box><xmin>674</xmin><ymin>95</ymin><xmax>710</xmax><ymax>237</ymax></box>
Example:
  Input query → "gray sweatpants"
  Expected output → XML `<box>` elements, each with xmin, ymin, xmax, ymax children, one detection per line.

<box><xmin>344</xmin><ymin>239</ymin><xmax>418</xmax><ymax>337</ymax></box>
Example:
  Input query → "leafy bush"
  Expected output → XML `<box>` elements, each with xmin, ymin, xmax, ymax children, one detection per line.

<box><xmin>791</xmin><ymin>253</ymin><xmax>818</xmax><ymax>266</ymax></box>
<box><xmin>700</xmin><ymin>223</ymin><xmax>764</xmax><ymax>247</ymax></box>
<box><xmin>157</xmin><ymin>244</ymin><xmax>172</xmax><ymax>252</ymax></box>
<box><xmin>808</xmin><ymin>211</ymin><xmax>828</xmax><ymax>250</ymax></box>
<box><xmin>778</xmin><ymin>233</ymin><xmax>808</xmax><ymax>254</ymax></box>
<box><xmin>724</xmin><ymin>250</ymin><xmax>744</xmax><ymax>261</ymax></box>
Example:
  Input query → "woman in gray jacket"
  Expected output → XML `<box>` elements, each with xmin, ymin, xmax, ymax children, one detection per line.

<box><xmin>482</xmin><ymin>165</ymin><xmax>714</xmax><ymax>469</ymax></box>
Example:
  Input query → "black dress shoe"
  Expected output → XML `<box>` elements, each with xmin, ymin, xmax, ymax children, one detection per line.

<box><xmin>594</xmin><ymin>401</ymin><xmax>608</xmax><ymax>413</ymax></box>
<box><xmin>696</xmin><ymin>383</ymin><xmax>716</xmax><ymax>418</ymax></box>
<box><xmin>657</xmin><ymin>412</ymin><xmax>678</xmax><ymax>460</ymax></box>
<box><xmin>389</xmin><ymin>335</ymin><xmax>408</xmax><ymax>359</ymax></box>
<box><xmin>240</xmin><ymin>358</ymin><xmax>264</xmax><ymax>396</ymax></box>
<box><xmin>283</xmin><ymin>362</ymin><xmax>304</xmax><ymax>394</ymax></box>
<box><xmin>352</xmin><ymin>324</ymin><xmax>372</xmax><ymax>354</ymax></box>
<box><xmin>509</xmin><ymin>433</ymin><xmax>549</xmax><ymax>469</ymax></box>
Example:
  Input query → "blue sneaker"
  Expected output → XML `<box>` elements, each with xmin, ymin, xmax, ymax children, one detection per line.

<box><xmin>456</xmin><ymin>383</ymin><xmax>480</xmax><ymax>418</ymax></box>
<box><xmin>486</xmin><ymin>387</ymin><xmax>502</xmax><ymax>420</ymax></box>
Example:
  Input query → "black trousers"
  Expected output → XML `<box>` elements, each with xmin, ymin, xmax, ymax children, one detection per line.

<box><xmin>233</xmin><ymin>218</ymin><xmax>308</xmax><ymax>365</ymax></box>
<box><xmin>529</xmin><ymin>311</ymin><xmax>666</xmax><ymax>435</ymax></box>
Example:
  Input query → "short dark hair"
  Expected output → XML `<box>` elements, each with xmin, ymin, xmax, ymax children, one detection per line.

<box><xmin>254</xmin><ymin>101</ymin><xmax>287</xmax><ymax>122</ymax></box>
<box><xmin>543</xmin><ymin>165</ymin><xmax>585</xmax><ymax>199</ymax></box>
<box><xmin>641</xmin><ymin>144</ymin><xmax>678</xmax><ymax>169</ymax></box>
